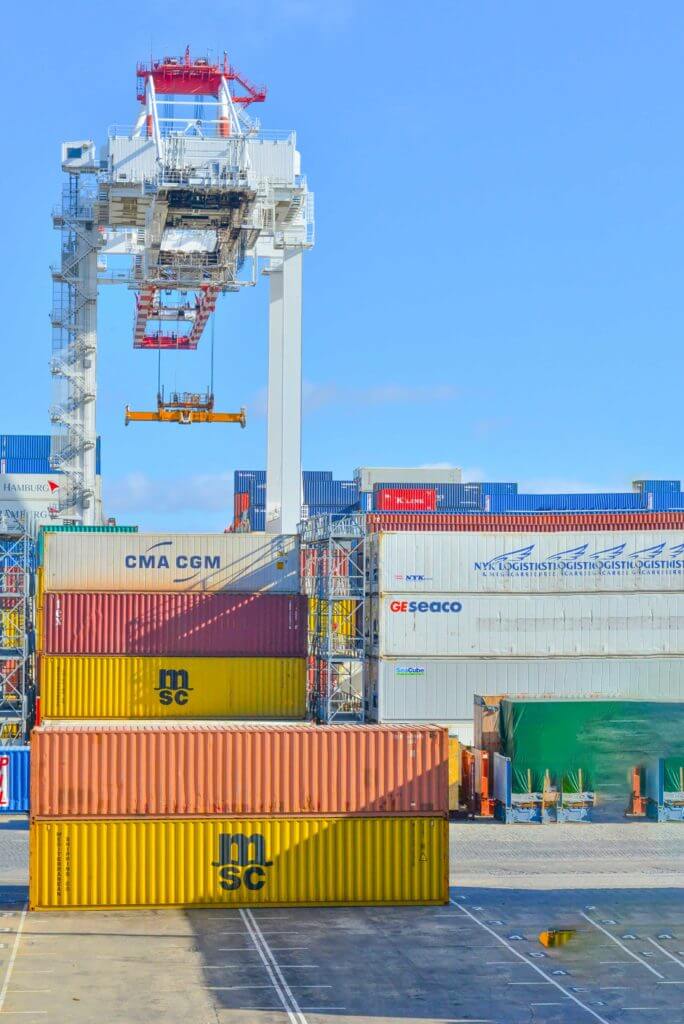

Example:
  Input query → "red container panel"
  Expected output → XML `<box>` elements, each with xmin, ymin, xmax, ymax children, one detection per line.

<box><xmin>234</xmin><ymin>492</ymin><xmax>250</xmax><ymax>516</ymax></box>
<box><xmin>30</xmin><ymin>722</ymin><xmax>449</xmax><ymax>818</ymax></box>
<box><xmin>41</xmin><ymin>591</ymin><xmax>307</xmax><ymax>656</ymax></box>
<box><xmin>366</xmin><ymin>512</ymin><xmax>684</xmax><ymax>532</ymax></box>
<box><xmin>376</xmin><ymin>488</ymin><xmax>437</xmax><ymax>512</ymax></box>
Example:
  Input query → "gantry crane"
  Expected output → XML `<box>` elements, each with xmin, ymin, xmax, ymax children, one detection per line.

<box><xmin>51</xmin><ymin>47</ymin><xmax>314</xmax><ymax>531</ymax></box>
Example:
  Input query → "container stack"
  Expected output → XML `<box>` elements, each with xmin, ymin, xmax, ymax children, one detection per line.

<box><xmin>231</xmin><ymin>470</ymin><xmax>358</xmax><ymax>532</ymax></box>
<box><xmin>31</xmin><ymin>529</ymin><xmax>448</xmax><ymax>909</ymax></box>
<box><xmin>36</xmin><ymin>530</ymin><xmax>306</xmax><ymax>721</ymax></box>
<box><xmin>29</xmin><ymin>721</ymin><xmax>449</xmax><ymax>909</ymax></box>
<box><xmin>365</xmin><ymin>526</ymin><xmax>684</xmax><ymax>743</ymax></box>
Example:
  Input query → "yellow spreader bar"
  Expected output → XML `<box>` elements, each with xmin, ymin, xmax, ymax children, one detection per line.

<box><xmin>125</xmin><ymin>406</ymin><xmax>246</xmax><ymax>426</ymax></box>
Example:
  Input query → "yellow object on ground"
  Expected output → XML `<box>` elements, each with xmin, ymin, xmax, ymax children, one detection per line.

<box><xmin>539</xmin><ymin>929</ymin><xmax>576</xmax><ymax>948</ymax></box>
<box><xmin>30</xmin><ymin>816</ymin><xmax>449</xmax><ymax>910</ymax></box>
<box><xmin>448</xmin><ymin>737</ymin><xmax>461</xmax><ymax>811</ymax></box>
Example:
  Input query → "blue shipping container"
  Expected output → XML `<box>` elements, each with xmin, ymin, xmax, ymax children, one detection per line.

<box><xmin>0</xmin><ymin>747</ymin><xmax>29</xmax><ymax>813</ymax></box>
<box><xmin>505</xmin><ymin>492</ymin><xmax>645</xmax><ymax>513</ymax></box>
<box><xmin>633</xmin><ymin>480</ymin><xmax>680</xmax><ymax>495</ymax></box>
<box><xmin>1</xmin><ymin>435</ymin><xmax>51</xmax><ymax>460</ymax></box>
<box><xmin>303</xmin><ymin>480</ymin><xmax>359</xmax><ymax>506</ymax></box>
<box><xmin>371</xmin><ymin>482</ymin><xmax>482</xmax><ymax>510</ymax></box>
<box><xmin>247</xmin><ymin>507</ymin><xmax>266</xmax><ymax>531</ymax></box>
<box><xmin>235</xmin><ymin>469</ymin><xmax>333</xmax><ymax>492</ymax></box>
<box><xmin>0</xmin><ymin>436</ymin><xmax>101</xmax><ymax>475</ymax></box>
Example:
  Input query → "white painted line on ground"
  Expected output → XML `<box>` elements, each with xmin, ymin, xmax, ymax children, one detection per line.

<box><xmin>580</xmin><ymin>914</ymin><xmax>665</xmax><ymax>980</ymax></box>
<box><xmin>451</xmin><ymin>900</ymin><xmax>612</xmax><ymax>1024</ymax></box>
<box><xmin>0</xmin><ymin>905</ymin><xmax>27</xmax><ymax>1015</ymax></box>
<box><xmin>208</xmin><ymin>985</ymin><xmax>278</xmax><ymax>991</ymax></box>
<box><xmin>0</xmin><ymin>1013</ymin><xmax>47</xmax><ymax>1016</ymax></box>
<box><xmin>240</xmin><ymin>908</ymin><xmax>308</xmax><ymax>1024</ymax></box>
<box><xmin>648</xmin><ymin>937</ymin><xmax>684</xmax><ymax>969</ymax></box>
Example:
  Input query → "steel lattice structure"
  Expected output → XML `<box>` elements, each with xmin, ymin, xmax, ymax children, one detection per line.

<box><xmin>300</xmin><ymin>513</ymin><xmax>366</xmax><ymax>723</ymax></box>
<box><xmin>0</xmin><ymin>513</ymin><xmax>35</xmax><ymax>744</ymax></box>
<box><xmin>52</xmin><ymin>48</ymin><xmax>314</xmax><ymax>530</ymax></box>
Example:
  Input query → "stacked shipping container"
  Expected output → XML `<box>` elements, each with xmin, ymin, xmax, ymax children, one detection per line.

<box><xmin>365</xmin><ymin>528</ymin><xmax>684</xmax><ymax>741</ymax></box>
<box><xmin>37</xmin><ymin>532</ymin><xmax>307</xmax><ymax>720</ymax></box>
<box><xmin>31</xmin><ymin>530</ymin><xmax>448</xmax><ymax>909</ymax></box>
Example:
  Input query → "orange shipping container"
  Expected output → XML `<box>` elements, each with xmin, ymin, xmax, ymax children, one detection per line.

<box><xmin>30</xmin><ymin>721</ymin><xmax>448</xmax><ymax>819</ymax></box>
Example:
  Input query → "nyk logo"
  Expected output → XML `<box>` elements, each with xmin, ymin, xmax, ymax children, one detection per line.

<box><xmin>389</xmin><ymin>600</ymin><xmax>462</xmax><ymax>613</ymax></box>
<box><xmin>155</xmin><ymin>669</ymin><xmax>193</xmax><ymax>706</ymax></box>
<box><xmin>212</xmin><ymin>832</ymin><xmax>274</xmax><ymax>892</ymax></box>
<box><xmin>124</xmin><ymin>540</ymin><xmax>221</xmax><ymax>584</ymax></box>
<box><xmin>395</xmin><ymin>574</ymin><xmax>432</xmax><ymax>582</ymax></box>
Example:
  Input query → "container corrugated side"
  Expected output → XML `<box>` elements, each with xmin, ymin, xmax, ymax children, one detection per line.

<box><xmin>30</xmin><ymin>722</ymin><xmax>447</xmax><ymax>818</ymax></box>
<box><xmin>29</xmin><ymin>816</ymin><xmax>448</xmax><ymax>909</ymax></box>
<box><xmin>367</xmin><ymin>656</ymin><xmax>684</xmax><ymax>722</ymax></box>
<box><xmin>366</xmin><ymin>512</ymin><xmax>684</xmax><ymax>532</ymax></box>
<box><xmin>42</xmin><ymin>532</ymin><xmax>300</xmax><ymax>593</ymax></box>
<box><xmin>39</xmin><ymin>656</ymin><xmax>306</xmax><ymax>719</ymax></box>
<box><xmin>38</xmin><ymin>525</ymin><xmax>138</xmax><ymax>564</ymax></box>
<box><xmin>374</xmin><ymin>593</ymin><xmax>684</xmax><ymax>657</ymax></box>
<box><xmin>39</xmin><ymin>592</ymin><xmax>307</xmax><ymax>656</ymax></box>
<box><xmin>0</xmin><ymin>747</ymin><xmax>29</xmax><ymax>813</ymax></box>
<box><xmin>373</xmin><ymin>530</ymin><xmax>684</xmax><ymax>594</ymax></box>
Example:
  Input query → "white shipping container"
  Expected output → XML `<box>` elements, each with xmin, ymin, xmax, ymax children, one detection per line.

<box><xmin>43</xmin><ymin>532</ymin><xmax>300</xmax><ymax>593</ymax></box>
<box><xmin>366</xmin><ymin>656</ymin><xmax>684</xmax><ymax>724</ymax></box>
<box><xmin>372</xmin><ymin>592</ymin><xmax>684</xmax><ymax>657</ymax></box>
<box><xmin>355</xmin><ymin>466</ymin><xmax>462</xmax><ymax>490</ymax></box>
<box><xmin>370</xmin><ymin>530</ymin><xmax>684</xmax><ymax>594</ymax></box>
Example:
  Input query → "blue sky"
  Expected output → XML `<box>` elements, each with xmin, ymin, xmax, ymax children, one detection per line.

<box><xmin>4</xmin><ymin>1</ymin><xmax>684</xmax><ymax>529</ymax></box>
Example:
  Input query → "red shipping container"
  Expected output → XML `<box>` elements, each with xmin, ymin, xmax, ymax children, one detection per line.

<box><xmin>366</xmin><ymin>511</ymin><xmax>684</xmax><ymax>532</ymax></box>
<box><xmin>30</xmin><ymin>721</ymin><xmax>448</xmax><ymax>818</ymax></box>
<box><xmin>234</xmin><ymin>491</ymin><xmax>250</xmax><ymax>517</ymax></box>
<box><xmin>375</xmin><ymin>488</ymin><xmax>437</xmax><ymax>512</ymax></box>
<box><xmin>40</xmin><ymin>591</ymin><xmax>307</xmax><ymax>656</ymax></box>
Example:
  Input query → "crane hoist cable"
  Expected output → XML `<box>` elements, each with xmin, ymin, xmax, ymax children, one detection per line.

<box><xmin>125</xmin><ymin>307</ymin><xmax>246</xmax><ymax>426</ymax></box>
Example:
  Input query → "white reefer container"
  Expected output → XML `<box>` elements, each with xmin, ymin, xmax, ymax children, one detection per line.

<box><xmin>368</xmin><ymin>530</ymin><xmax>684</xmax><ymax>594</ymax></box>
<box><xmin>371</xmin><ymin>592</ymin><xmax>684</xmax><ymax>657</ymax></box>
<box><xmin>42</xmin><ymin>532</ymin><xmax>300</xmax><ymax>593</ymax></box>
<box><xmin>355</xmin><ymin>467</ymin><xmax>462</xmax><ymax>490</ymax></box>
<box><xmin>366</xmin><ymin>655</ymin><xmax>684</xmax><ymax>724</ymax></box>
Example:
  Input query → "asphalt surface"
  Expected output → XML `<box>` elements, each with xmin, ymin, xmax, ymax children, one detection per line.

<box><xmin>0</xmin><ymin>817</ymin><xmax>682</xmax><ymax>1023</ymax></box>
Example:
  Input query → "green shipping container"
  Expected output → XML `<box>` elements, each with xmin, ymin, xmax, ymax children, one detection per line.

<box><xmin>37</xmin><ymin>525</ymin><xmax>138</xmax><ymax>563</ymax></box>
<box><xmin>500</xmin><ymin>698</ymin><xmax>684</xmax><ymax>802</ymax></box>
<box><xmin>664</xmin><ymin>757</ymin><xmax>684</xmax><ymax>793</ymax></box>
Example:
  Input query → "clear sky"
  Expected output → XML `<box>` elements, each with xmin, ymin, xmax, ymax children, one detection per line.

<box><xmin>3</xmin><ymin>1</ymin><xmax>684</xmax><ymax>529</ymax></box>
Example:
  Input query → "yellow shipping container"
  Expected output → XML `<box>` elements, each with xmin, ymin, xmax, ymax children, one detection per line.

<box><xmin>0</xmin><ymin>609</ymin><xmax>22</xmax><ymax>648</ymax></box>
<box><xmin>39</xmin><ymin>656</ymin><xmax>306</xmax><ymax>719</ymax></box>
<box><xmin>448</xmin><ymin>737</ymin><xmax>461</xmax><ymax>811</ymax></box>
<box><xmin>30</xmin><ymin>816</ymin><xmax>448</xmax><ymax>910</ymax></box>
<box><xmin>308</xmin><ymin>599</ymin><xmax>357</xmax><ymax>639</ymax></box>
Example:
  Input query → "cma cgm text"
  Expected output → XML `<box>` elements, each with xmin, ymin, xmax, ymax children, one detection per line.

<box><xmin>389</xmin><ymin>600</ymin><xmax>462</xmax><ymax>613</ymax></box>
<box><xmin>124</xmin><ymin>555</ymin><xmax>221</xmax><ymax>569</ymax></box>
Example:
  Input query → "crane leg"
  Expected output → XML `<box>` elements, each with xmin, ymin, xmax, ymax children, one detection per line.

<box><xmin>266</xmin><ymin>249</ymin><xmax>303</xmax><ymax>535</ymax></box>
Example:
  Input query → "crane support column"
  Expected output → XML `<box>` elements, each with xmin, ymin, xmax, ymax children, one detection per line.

<box><xmin>266</xmin><ymin>248</ymin><xmax>303</xmax><ymax>534</ymax></box>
